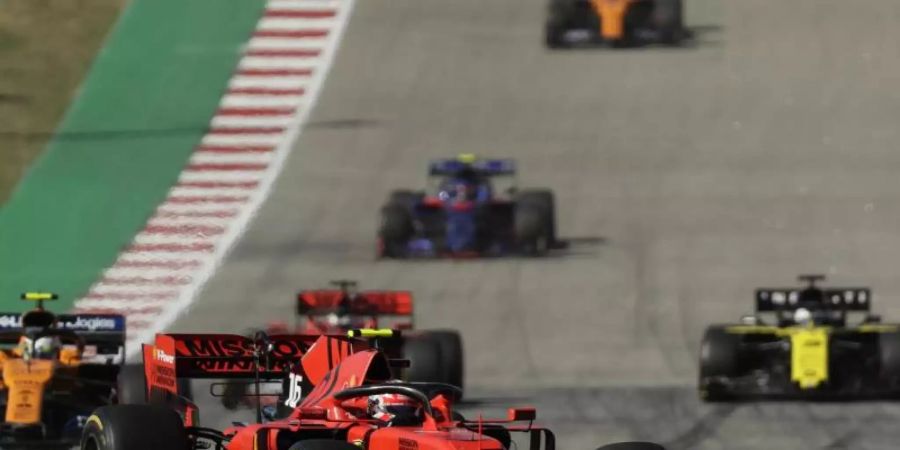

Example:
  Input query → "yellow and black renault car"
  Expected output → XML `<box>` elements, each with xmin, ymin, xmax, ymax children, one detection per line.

<box><xmin>0</xmin><ymin>293</ymin><xmax>132</xmax><ymax>447</ymax></box>
<box><xmin>699</xmin><ymin>275</ymin><xmax>900</xmax><ymax>401</ymax></box>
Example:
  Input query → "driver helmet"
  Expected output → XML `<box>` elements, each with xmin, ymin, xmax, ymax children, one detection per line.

<box><xmin>367</xmin><ymin>392</ymin><xmax>422</xmax><ymax>425</ymax></box>
<box><xmin>19</xmin><ymin>335</ymin><xmax>61</xmax><ymax>360</ymax></box>
<box><xmin>794</xmin><ymin>307</ymin><xmax>813</xmax><ymax>326</ymax></box>
<box><xmin>327</xmin><ymin>312</ymin><xmax>353</xmax><ymax>328</ymax></box>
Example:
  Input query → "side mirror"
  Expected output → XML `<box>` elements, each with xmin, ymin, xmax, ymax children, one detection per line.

<box><xmin>507</xmin><ymin>407</ymin><xmax>536</xmax><ymax>421</ymax></box>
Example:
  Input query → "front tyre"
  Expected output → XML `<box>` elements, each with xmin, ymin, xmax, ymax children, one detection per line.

<box><xmin>81</xmin><ymin>405</ymin><xmax>188</xmax><ymax>450</ymax></box>
<box><xmin>597</xmin><ymin>443</ymin><xmax>666</xmax><ymax>450</ymax></box>
<box><xmin>698</xmin><ymin>327</ymin><xmax>740</xmax><ymax>401</ymax></box>
<box><xmin>288</xmin><ymin>439</ymin><xmax>362</xmax><ymax>450</ymax></box>
<box><xmin>404</xmin><ymin>335</ymin><xmax>443</xmax><ymax>383</ymax></box>
<box><xmin>429</xmin><ymin>330</ymin><xmax>464</xmax><ymax>392</ymax></box>
<box><xmin>378</xmin><ymin>203</ymin><xmax>413</xmax><ymax>258</ymax></box>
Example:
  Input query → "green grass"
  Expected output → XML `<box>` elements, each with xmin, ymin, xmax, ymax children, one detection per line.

<box><xmin>0</xmin><ymin>0</ymin><xmax>125</xmax><ymax>204</ymax></box>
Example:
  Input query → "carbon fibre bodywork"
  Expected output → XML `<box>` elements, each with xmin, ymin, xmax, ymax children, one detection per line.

<box><xmin>545</xmin><ymin>0</ymin><xmax>685</xmax><ymax>48</ymax></box>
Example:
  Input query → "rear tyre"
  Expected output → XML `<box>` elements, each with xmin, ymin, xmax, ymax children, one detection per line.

<box><xmin>378</xmin><ymin>203</ymin><xmax>413</xmax><ymax>258</ymax></box>
<box><xmin>515</xmin><ymin>204</ymin><xmax>549</xmax><ymax>256</ymax></box>
<box><xmin>698</xmin><ymin>327</ymin><xmax>740</xmax><ymax>401</ymax></box>
<box><xmin>429</xmin><ymin>330</ymin><xmax>464</xmax><ymax>391</ymax></box>
<box><xmin>404</xmin><ymin>335</ymin><xmax>443</xmax><ymax>383</ymax></box>
<box><xmin>518</xmin><ymin>189</ymin><xmax>557</xmax><ymax>245</ymax></box>
<box><xmin>545</xmin><ymin>22</ymin><xmax>567</xmax><ymax>49</ymax></box>
<box><xmin>389</xmin><ymin>190</ymin><xmax>424</xmax><ymax>208</ymax></box>
<box><xmin>879</xmin><ymin>332</ymin><xmax>900</xmax><ymax>388</ymax></box>
<box><xmin>597</xmin><ymin>443</ymin><xmax>666</xmax><ymax>450</ymax></box>
<box><xmin>288</xmin><ymin>439</ymin><xmax>361</xmax><ymax>450</ymax></box>
<box><xmin>80</xmin><ymin>405</ymin><xmax>188</xmax><ymax>450</ymax></box>
<box><xmin>654</xmin><ymin>0</ymin><xmax>684</xmax><ymax>45</ymax></box>
<box><xmin>116</xmin><ymin>364</ymin><xmax>146</xmax><ymax>405</ymax></box>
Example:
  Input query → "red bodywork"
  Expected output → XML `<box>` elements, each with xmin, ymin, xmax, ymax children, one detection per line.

<box><xmin>289</xmin><ymin>290</ymin><xmax>414</xmax><ymax>334</ymax></box>
<box><xmin>142</xmin><ymin>333</ymin><xmax>548</xmax><ymax>450</ymax></box>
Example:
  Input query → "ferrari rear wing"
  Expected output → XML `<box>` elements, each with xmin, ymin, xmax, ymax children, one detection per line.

<box><xmin>755</xmin><ymin>288</ymin><xmax>871</xmax><ymax>312</ymax></box>
<box><xmin>143</xmin><ymin>333</ymin><xmax>366</xmax><ymax>399</ymax></box>
<box><xmin>297</xmin><ymin>290</ymin><xmax>414</xmax><ymax>317</ymax></box>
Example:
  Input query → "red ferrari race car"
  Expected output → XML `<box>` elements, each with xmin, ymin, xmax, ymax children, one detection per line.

<box><xmin>78</xmin><ymin>330</ymin><xmax>665</xmax><ymax>450</ymax></box>
<box><xmin>221</xmin><ymin>281</ymin><xmax>463</xmax><ymax>410</ymax></box>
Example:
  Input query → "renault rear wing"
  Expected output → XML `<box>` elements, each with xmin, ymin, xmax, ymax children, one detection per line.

<box><xmin>755</xmin><ymin>288</ymin><xmax>871</xmax><ymax>312</ymax></box>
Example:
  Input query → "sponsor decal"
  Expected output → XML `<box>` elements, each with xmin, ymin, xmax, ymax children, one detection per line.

<box><xmin>59</xmin><ymin>315</ymin><xmax>123</xmax><ymax>331</ymax></box>
<box><xmin>154</xmin><ymin>348</ymin><xmax>175</xmax><ymax>364</ymax></box>
<box><xmin>0</xmin><ymin>315</ymin><xmax>22</xmax><ymax>329</ymax></box>
<box><xmin>399</xmin><ymin>438</ymin><xmax>418</xmax><ymax>450</ymax></box>
<box><xmin>284</xmin><ymin>372</ymin><xmax>304</xmax><ymax>408</ymax></box>
<box><xmin>175</xmin><ymin>337</ymin><xmax>311</xmax><ymax>373</ymax></box>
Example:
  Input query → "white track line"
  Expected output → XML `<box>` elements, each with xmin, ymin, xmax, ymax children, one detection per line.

<box><xmin>73</xmin><ymin>0</ymin><xmax>357</xmax><ymax>357</ymax></box>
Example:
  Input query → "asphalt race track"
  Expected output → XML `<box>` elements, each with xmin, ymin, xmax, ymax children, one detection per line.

<box><xmin>171</xmin><ymin>0</ymin><xmax>900</xmax><ymax>448</ymax></box>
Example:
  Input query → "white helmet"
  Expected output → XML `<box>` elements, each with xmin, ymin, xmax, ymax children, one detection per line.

<box><xmin>34</xmin><ymin>336</ymin><xmax>61</xmax><ymax>360</ymax></box>
<box><xmin>794</xmin><ymin>307</ymin><xmax>813</xmax><ymax>326</ymax></box>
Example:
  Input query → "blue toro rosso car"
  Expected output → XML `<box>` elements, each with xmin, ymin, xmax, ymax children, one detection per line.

<box><xmin>377</xmin><ymin>155</ymin><xmax>560</xmax><ymax>258</ymax></box>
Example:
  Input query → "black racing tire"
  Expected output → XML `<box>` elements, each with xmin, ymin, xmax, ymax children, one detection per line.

<box><xmin>545</xmin><ymin>22</ymin><xmax>567</xmax><ymax>49</ymax></box>
<box><xmin>116</xmin><ymin>364</ymin><xmax>146</xmax><ymax>405</ymax></box>
<box><xmin>80</xmin><ymin>405</ymin><xmax>188</xmax><ymax>450</ymax></box>
<box><xmin>116</xmin><ymin>364</ymin><xmax>193</xmax><ymax>404</ymax></box>
<box><xmin>288</xmin><ymin>439</ymin><xmax>361</xmax><ymax>450</ymax></box>
<box><xmin>653</xmin><ymin>0</ymin><xmax>684</xmax><ymax>44</ymax></box>
<box><xmin>698</xmin><ymin>327</ymin><xmax>740</xmax><ymax>401</ymax></box>
<box><xmin>514</xmin><ymin>204</ymin><xmax>549</xmax><ymax>256</ymax></box>
<box><xmin>879</xmin><ymin>332</ymin><xmax>900</xmax><ymax>384</ymax></box>
<box><xmin>404</xmin><ymin>335</ymin><xmax>443</xmax><ymax>383</ymax></box>
<box><xmin>597</xmin><ymin>443</ymin><xmax>666</xmax><ymax>450</ymax></box>
<box><xmin>428</xmin><ymin>330</ymin><xmax>464</xmax><ymax>391</ymax></box>
<box><xmin>378</xmin><ymin>203</ymin><xmax>413</xmax><ymax>258</ymax></box>
<box><xmin>518</xmin><ymin>189</ymin><xmax>557</xmax><ymax>244</ymax></box>
<box><xmin>389</xmin><ymin>190</ymin><xmax>424</xmax><ymax>208</ymax></box>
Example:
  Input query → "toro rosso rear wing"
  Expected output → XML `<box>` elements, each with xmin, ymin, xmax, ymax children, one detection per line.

<box><xmin>756</xmin><ymin>288</ymin><xmax>871</xmax><ymax>312</ymax></box>
<box><xmin>297</xmin><ymin>290</ymin><xmax>414</xmax><ymax>317</ymax></box>
<box><xmin>428</xmin><ymin>157</ymin><xmax>516</xmax><ymax>176</ymax></box>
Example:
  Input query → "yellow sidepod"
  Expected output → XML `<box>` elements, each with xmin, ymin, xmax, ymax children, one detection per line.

<box><xmin>789</xmin><ymin>328</ymin><xmax>829</xmax><ymax>389</ymax></box>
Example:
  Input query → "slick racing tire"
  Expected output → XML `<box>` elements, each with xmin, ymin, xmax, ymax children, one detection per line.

<box><xmin>404</xmin><ymin>334</ymin><xmax>443</xmax><ymax>383</ymax></box>
<box><xmin>698</xmin><ymin>327</ymin><xmax>740</xmax><ymax>401</ymax></box>
<box><xmin>429</xmin><ymin>330</ymin><xmax>465</xmax><ymax>391</ymax></box>
<box><xmin>117</xmin><ymin>364</ymin><xmax>193</xmax><ymax>404</ymax></box>
<box><xmin>378</xmin><ymin>203</ymin><xmax>413</xmax><ymax>258</ymax></box>
<box><xmin>288</xmin><ymin>439</ymin><xmax>361</xmax><ymax>450</ymax></box>
<box><xmin>518</xmin><ymin>189</ymin><xmax>558</xmax><ymax>245</ymax></box>
<box><xmin>653</xmin><ymin>0</ymin><xmax>684</xmax><ymax>44</ymax></box>
<box><xmin>81</xmin><ymin>405</ymin><xmax>188</xmax><ymax>450</ymax></box>
<box><xmin>545</xmin><ymin>22</ymin><xmax>567</xmax><ymax>49</ymax></box>
<box><xmin>389</xmin><ymin>190</ymin><xmax>424</xmax><ymax>208</ymax></box>
<box><xmin>879</xmin><ymin>332</ymin><xmax>900</xmax><ymax>386</ymax></box>
<box><xmin>597</xmin><ymin>443</ymin><xmax>666</xmax><ymax>450</ymax></box>
<box><xmin>514</xmin><ymin>203</ymin><xmax>550</xmax><ymax>256</ymax></box>
<box><xmin>116</xmin><ymin>364</ymin><xmax>147</xmax><ymax>405</ymax></box>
